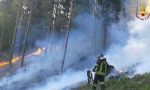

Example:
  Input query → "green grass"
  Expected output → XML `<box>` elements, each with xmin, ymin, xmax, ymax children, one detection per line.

<box><xmin>75</xmin><ymin>73</ymin><xmax>150</xmax><ymax>90</ymax></box>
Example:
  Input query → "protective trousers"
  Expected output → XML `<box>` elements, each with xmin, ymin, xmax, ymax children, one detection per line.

<box><xmin>92</xmin><ymin>74</ymin><xmax>105</xmax><ymax>90</ymax></box>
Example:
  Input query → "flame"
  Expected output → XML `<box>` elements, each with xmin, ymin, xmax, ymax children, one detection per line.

<box><xmin>32</xmin><ymin>48</ymin><xmax>45</xmax><ymax>56</ymax></box>
<box><xmin>0</xmin><ymin>57</ymin><xmax>21</xmax><ymax>68</ymax></box>
<box><xmin>0</xmin><ymin>48</ymin><xmax>45</xmax><ymax>68</ymax></box>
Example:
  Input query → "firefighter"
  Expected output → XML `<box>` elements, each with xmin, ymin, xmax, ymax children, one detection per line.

<box><xmin>87</xmin><ymin>70</ymin><xmax>93</xmax><ymax>85</ymax></box>
<box><xmin>96</xmin><ymin>54</ymin><xmax>104</xmax><ymax>64</ymax></box>
<box><xmin>92</xmin><ymin>57</ymin><xmax>108</xmax><ymax>90</ymax></box>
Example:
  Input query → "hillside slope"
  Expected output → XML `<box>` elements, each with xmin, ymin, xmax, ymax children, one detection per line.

<box><xmin>73</xmin><ymin>73</ymin><xmax>150</xmax><ymax>90</ymax></box>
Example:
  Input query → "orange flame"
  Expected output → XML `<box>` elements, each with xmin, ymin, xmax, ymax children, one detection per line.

<box><xmin>0</xmin><ymin>57</ymin><xmax>21</xmax><ymax>68</ymax></box>
<box><xmin>0</xmin><ymin>48</ymin><xmax>45</xmax><ymax>68</ymax></box>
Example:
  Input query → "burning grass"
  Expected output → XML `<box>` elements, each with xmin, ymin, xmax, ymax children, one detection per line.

<box><xmin>0</xmin><ymin>56</ymin><xmax>21</xmax><ymax>68</ymax></box>
<box><xmin>0</xmin><ymin>48</ymin><xmax>45</xmax><ymax>69</ymax></box>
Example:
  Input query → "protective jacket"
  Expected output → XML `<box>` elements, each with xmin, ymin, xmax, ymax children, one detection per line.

<box><xmin>93</xmin><ymin>59</ymin><xmax>108</xmax><ymax>76</ymax></box>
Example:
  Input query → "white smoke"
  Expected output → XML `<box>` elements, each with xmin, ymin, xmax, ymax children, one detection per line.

<box><xmin>31</xmin><ymin>1</ymin><xmax>150</xmax><ymax>89</ymax></box>
<box><xmin>0</xmin><ymin>13</ymin><xmax>97</xmax><ymax>90</ymax></box>
<box><xmin>0</xmin><ymin>1</ymin><xmax>150</xmax><ymax>90</ymax></box>
<box><xmin>106</xmin><ymin>0</ymin><xmax>150</xmax><ymax>74</ymax></box>
<box><xmin>107</xmin><ymin>20</ymin><xmax>150</xmax><ymax>74</ymax></box>
<box><xmin>29</xmin><ymin>70</ymin><xmax>86</xmax><ymax>90</ymax></box>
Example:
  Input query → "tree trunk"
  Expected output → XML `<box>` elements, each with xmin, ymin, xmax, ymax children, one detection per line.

<box><xmin>60</xmin><ymin>0</ymin><xmax>74</xmax><ymax>73</ymax></box>
<box><xmin>0</xmin><ymin>24</ymin><xmax>4</xmax><ymax>52</ymax></box>
<box><xmin>21</xmin><ymin>0</ymin><xmax>34</xmax><ymax>67</ymax></box>
<box><xmin>9</xmin><ymin>0</ymin><xmax>23</xmax><ymax>67</ymax></box>
<box><xmin>93</xmin><ymin>0</ymin><xmax>97</xmax><ymax>55</ymax></box>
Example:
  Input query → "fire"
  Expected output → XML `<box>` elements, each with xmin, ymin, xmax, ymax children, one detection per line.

<box><xmin>12</xmin><ymin>57</ymin><xmax>21</xmax><ymax>63</ymax></box>
<box><xmin>0</xmin><ymin>57</ymin><xmax>21</xmax><ymax>68</ymax></box>
<box><xmin>0</xmin><ymin>61</ymin><xmax>9</xmax><ymax>68</ymax></box>
<box><xmin>32</xmin><ymin>48</ymin><xmax>45</xmax><ymax>56</ymax></box>
<box><xmin>0</xmin><ymin>48</ymin><xmax>45</xmax><ymax>68</ymax></box>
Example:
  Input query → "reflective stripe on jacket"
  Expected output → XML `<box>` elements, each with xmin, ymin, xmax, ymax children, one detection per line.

<box><xmin>95</xmin><ymin>61</ymin><xmax>107</xmax><ymax>76</ymax></box>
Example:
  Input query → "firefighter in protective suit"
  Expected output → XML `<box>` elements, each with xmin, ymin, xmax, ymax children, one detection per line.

<box><xmin>92</xmin><ymin>56</ymin><xmax>108</xmax><ymax>90</ymax></box>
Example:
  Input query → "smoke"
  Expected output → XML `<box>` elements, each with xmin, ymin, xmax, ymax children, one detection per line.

<box><xmin>29</xmin><ymin>70</ymin><xmax>86</xmax><ymax>90</ymax></box>
<box><xmin>0</xmin><ymin>0</ymin><xmax>150</xmax><ymax>90</ymax></box>
<box><xmin>107</xmin><ymin>19</ymin><xmax>150</xmax><ymax>74</ymax></box>
<box><xmin>106</xmin><ymin>0</ymin><xmax>150</xmax><ymax>74</ymax></box>
<box><xmin>0</xmin><ymin>13</ymin><xmax>98</xmax><ymax>90</ymax></box>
